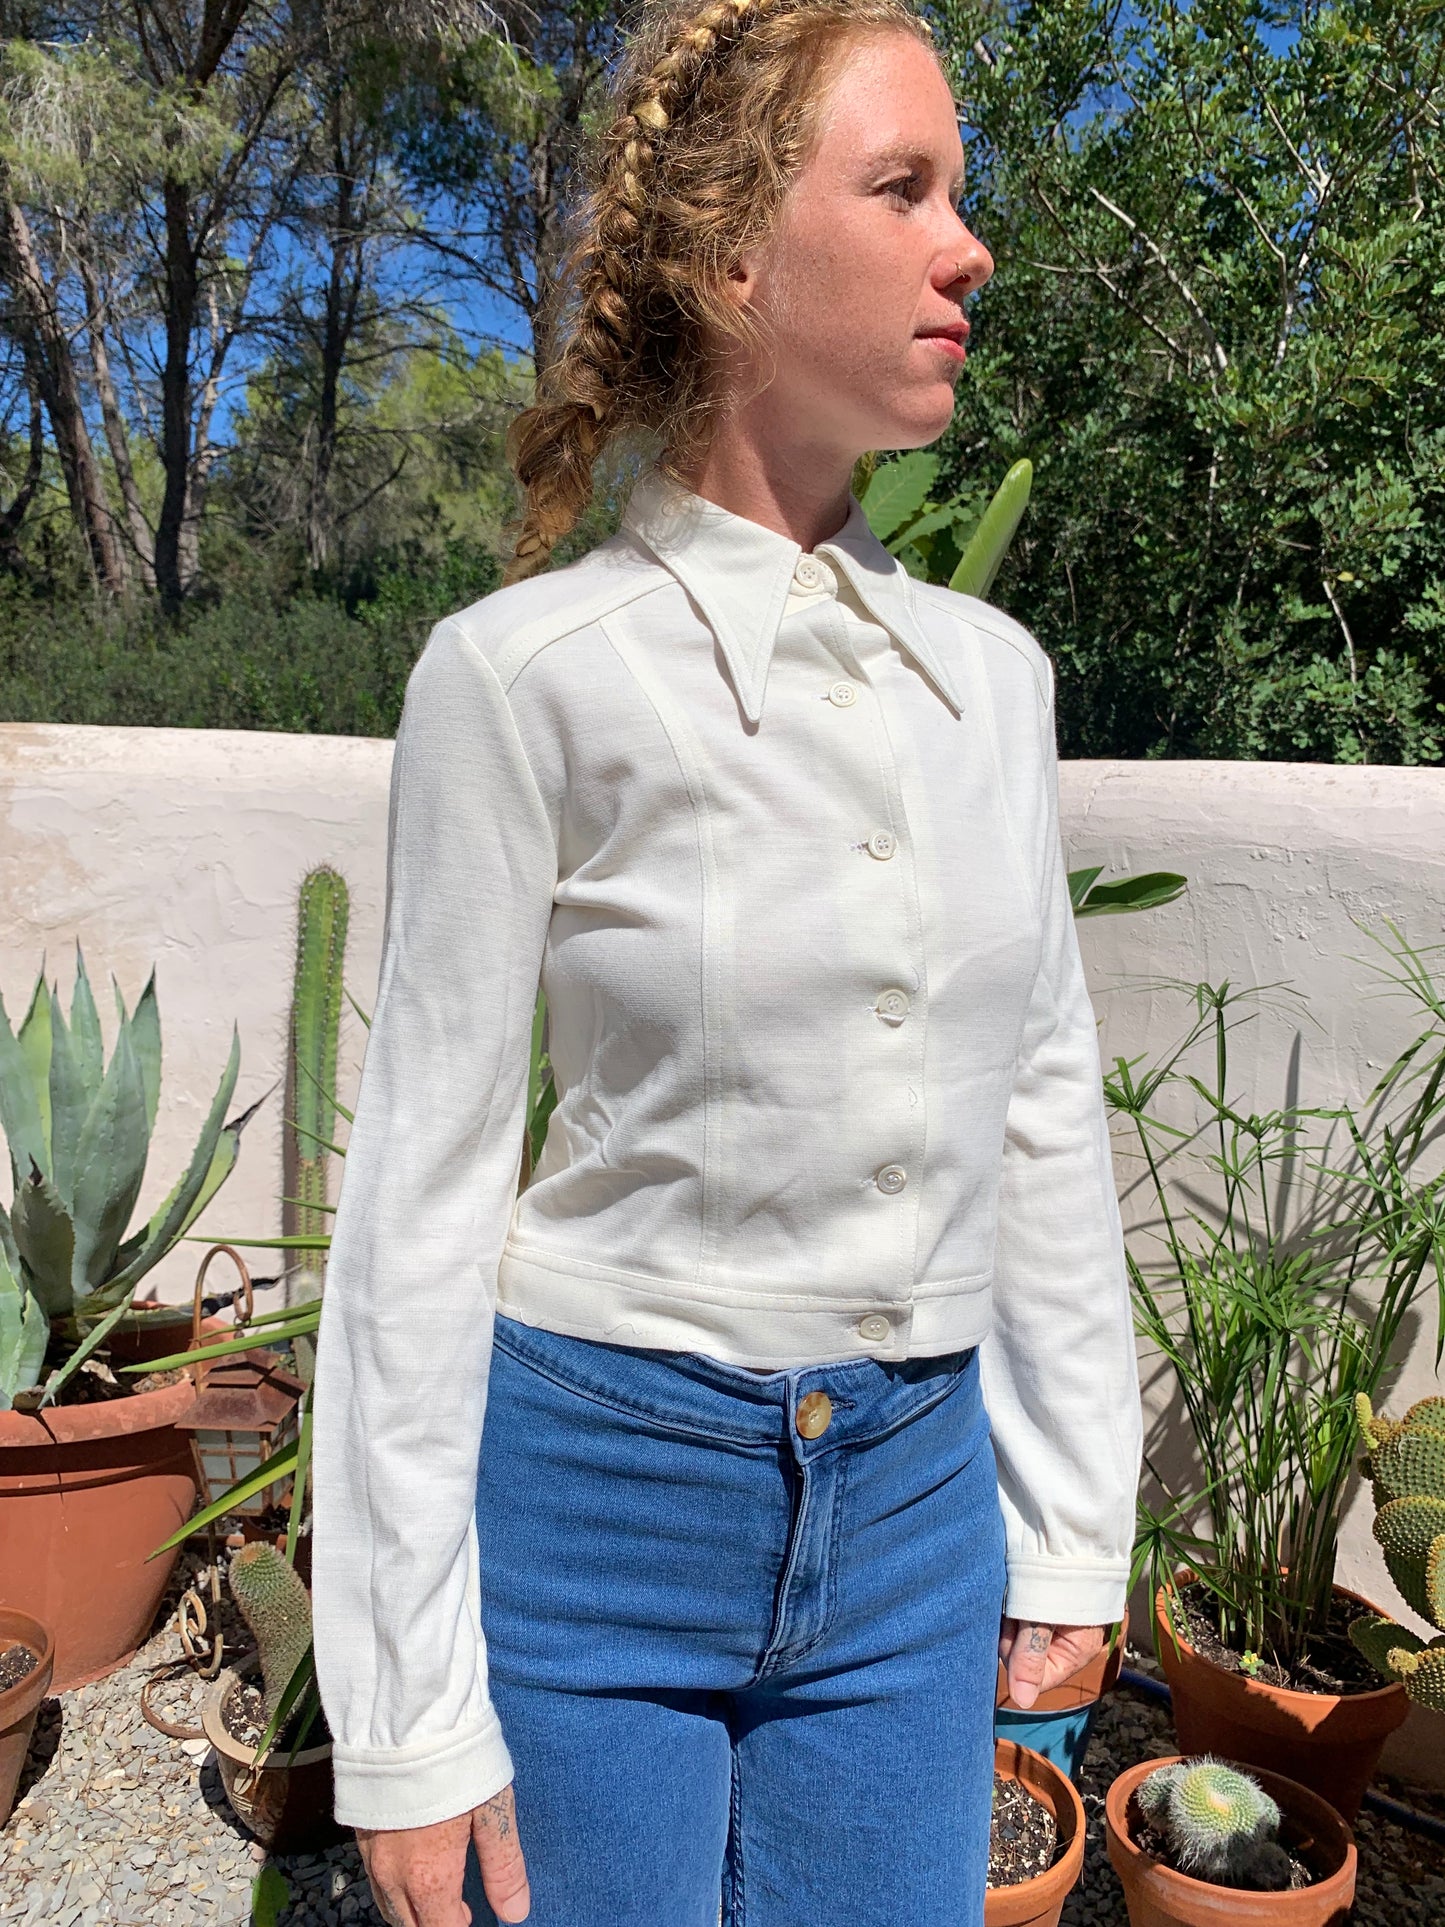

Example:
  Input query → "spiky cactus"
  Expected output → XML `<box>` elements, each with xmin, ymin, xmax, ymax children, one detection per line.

<box><xmin>1136</xmin><ymin>1758</ymin><xmax>1292</xmax><ymax>1890</ymax></box>
<box><xmin>0</xmin><ymin>943</ymin><xmax>247</xmax><ymax>1409</ymax></box>
<box><xmin>1349</xmin><ymin>1393</ymin><xmax>1445</xmax><ymax>1711</ymax></box>
<box><xmin>228</xmin><ymin>1541</ymin><xmax>314</xmax><ymax>1731</ymax></box>
<box><xmin>281</xmin><ymin>868</ymin><xmax>349</xmax><ymax>1379</ymax></box>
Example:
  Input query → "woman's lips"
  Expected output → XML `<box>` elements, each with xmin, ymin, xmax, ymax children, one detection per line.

<box><xmin>918</xmin><ymin>331</ymin><xmax>968</xmax><ymax>363</ymax></box>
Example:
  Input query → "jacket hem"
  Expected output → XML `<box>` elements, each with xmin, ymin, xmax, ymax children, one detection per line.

<box><xmin>496</xmin><ymin>1239</ymin><xmax>995</xmax><ymax>1365</ymax></box>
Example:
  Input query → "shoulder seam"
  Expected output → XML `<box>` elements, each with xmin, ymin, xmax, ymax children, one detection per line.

<box><xmin>913</xmin><ymin>584</ymin><xmax>1050</xmax><ymax>711</ymax></box>
<box><xmin>438</xmin><ymin>567</ymin><xmax>666</xmax><ymax>694</ymax></box>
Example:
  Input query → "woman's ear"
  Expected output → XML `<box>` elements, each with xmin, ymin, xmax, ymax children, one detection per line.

<box><xmin>725</xmin><ymin>244</ymin><xmax>762</xmax><ymax>310</ymax></box>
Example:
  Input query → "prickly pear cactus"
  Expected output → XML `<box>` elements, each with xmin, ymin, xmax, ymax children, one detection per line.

<box><xmin>1349</xmin><ymin>1395</ymin><xmax>1445</xmax><ymax>1711</ymax></box>
<box><xmin>1137</xmin><ymin>1757</ymin><xmax>1291</xmax><ymax>1890</ymax></box>
<box><xmin>228</xmin><ymin>1541</ymin><xmax>313</xmax><ymax>1730</ymax></box>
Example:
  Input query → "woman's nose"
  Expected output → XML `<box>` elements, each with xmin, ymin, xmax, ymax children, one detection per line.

<box><xmin>944</xmin><ymin>224</ymin><xmax>994</xmax><ymax>294</ymax></box>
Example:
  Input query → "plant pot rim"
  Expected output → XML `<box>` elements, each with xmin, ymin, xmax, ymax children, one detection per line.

<box><xmin>0</xmin><ymin>1371</ymin><xmax>198</xmax><ymax>1447</ymax></box>
<box><xmin>1156</xmin><ymin>1568</ymin><xmax>1410</xmax><ymax>1711</ymax></box>
<box><xmin>0</xmin><ymin>1607</ymin><xmax>55</xmax><ymax>1726</ymax></box>
<box><xmin>1104</xmin><ymin>1754</ymin><xmax>1357</xmax><ymax>1904</ymax></box>
<box><xmin>989</xmin><ymin>1736</ymin><xmax>1087</xmax><ymax>1907</ymax></box>
<box><xmin>201</xmin><ymin>1658</ymin><xmax>332</xmax><ymax>1772</ymax></box>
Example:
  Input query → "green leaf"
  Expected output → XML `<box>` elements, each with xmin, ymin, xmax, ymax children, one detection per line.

<box><xmin>250</xmin><ymin>1865</ymin><xmax>291</xmax><ymax>1927</ymax></box>
<box><xmin>10</xmin><ymin>1158</ymin><xmax>75</xmax><ymax>1319</ymax></box>
<box><xmin>949</xmin><ymin>460</ymin><xmax>1034</xmax><ymax>599</ymax></box>
<box><xmin>69</xmin><ymin>1022</ymin><xmax>151</xmax><ymax>1299</ymax></box>
<box><xmin>148</xmin><ymin>1439</ymin><xmax>300</xmax><ymax>1556</ymax></box>
<box><xmin>860</xmin><ymin>452</ymin><xmax>939</xmax><ymax>541</ymax></box>
<box><xmin>1075</xmin><ymin>871</ymin><xmax>1189</xmax><ymax>917</ymax></box>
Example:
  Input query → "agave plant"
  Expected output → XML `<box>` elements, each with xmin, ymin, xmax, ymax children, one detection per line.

<box><xmin>0</xmin><ymin>942</ymin><xmax>253</xmax><ymax>1411</ymax></box>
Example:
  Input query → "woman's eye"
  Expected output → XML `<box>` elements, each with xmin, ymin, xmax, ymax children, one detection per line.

<box><xmin>886</xmin><ymin>173</ymin><xmax>924</xmax><ymax>204</ymax></box>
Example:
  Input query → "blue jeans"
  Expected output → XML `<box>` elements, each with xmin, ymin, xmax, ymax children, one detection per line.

<box><xmin>462</xmin><ymin>1313</ymin><xmax>1007</xmax><ymax>1926</ymax></box>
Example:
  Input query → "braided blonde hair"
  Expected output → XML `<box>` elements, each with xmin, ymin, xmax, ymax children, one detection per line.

<box><xmin>503</xmin><ymin>0</ymin><xmax>933</xmax><ymax>582</ymax></box>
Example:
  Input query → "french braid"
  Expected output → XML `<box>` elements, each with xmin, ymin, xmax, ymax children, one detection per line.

<box><xmin>503</xmin><ymin>0</ymin><xmax>932</xmax><ymax>583</ymax></box>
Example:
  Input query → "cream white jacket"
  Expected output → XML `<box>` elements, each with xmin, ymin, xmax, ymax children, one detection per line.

<box><xmin>310</xmin><ymin>467</ymin><xmax>1143</xmax><ymax>1831</ymax></box>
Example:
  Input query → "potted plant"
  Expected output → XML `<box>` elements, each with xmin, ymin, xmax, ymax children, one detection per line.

<box><xmin>1105</xmin><ymin>1755</ymin><xmax>1356</xmax><ymax>1925</ymax></box>
<box><xmin>0</xmin><ymin>943</ymin><xmax>257</xmax><ymax>1690</ymax></box>
<box><xmin>1348</xmin><ymin>1394</ymin><xmax>1445</xmax><ymax>1708</ymax></box>
<box><xmin>0</xmin><ymin>1607</ymin><xmax>53</xmax><ymax>1828</ymax></box>
<box><xmin>984</xmin><ymin>1738</ymin><xmax>1086</xmax><ymax>1927</ymax></box>
<box><xmin>995</xmin><ymin>1611</ymin><xmax>1128</xmax><ymax>1784</ymax></box>
<box><xmin>201</xmin><ymin>1539</ymin><xmax>341</xmax><ymax>1854</ymax></box>
<box><xmin>1113</xmin><ymin>927</ymin><xmax>1443</xmax><ymax>1818</ymax></box>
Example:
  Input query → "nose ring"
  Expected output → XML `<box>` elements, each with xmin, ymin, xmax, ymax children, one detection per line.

<box><xmin>955</xmin><ymin>262</ymin><xmax>971</xmax><ymax>284</ymax></box>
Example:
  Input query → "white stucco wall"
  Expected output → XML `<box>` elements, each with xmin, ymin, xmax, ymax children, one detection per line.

<box><xmin>2</xmin><ymin>725</ymin><xmax>1442</xmax><ymax>1778</ymax></box>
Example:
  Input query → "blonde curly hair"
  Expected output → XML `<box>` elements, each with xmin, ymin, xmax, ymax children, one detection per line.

<box><xmin>503</xmin><ymin>0</ymin><xmax>934</xmax><ymax>582</ymax></box>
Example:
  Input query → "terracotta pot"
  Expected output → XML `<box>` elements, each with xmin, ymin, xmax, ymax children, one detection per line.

<box><xmin>984</xmin><ymin>1739</ymin><xmax>1086</xmax><ymax>1927</ymax></box>
<box><xmin>1154</xmin><ymin>1576</ymin><xmax>1410</xmax><ymax>1823</ymax></box>
<box><xmin>202</xmin><ymin>1657</ymin><xmax>342</xmax><ymax>1854</ymax></box>
<box><xmin>1105</xmin><ymin>1755</ymin><xmax>1356</xmax><ymax>1926</ymax></box>
<box><xmin>0</xmin><ymin>1608</ymin><xmax>54</xmax><ymax>1829</ymax></box>
<box><xmin>0</xmin><ymin>1375</ymin><xmax>200</xmax><ymax>1692</ymax></box>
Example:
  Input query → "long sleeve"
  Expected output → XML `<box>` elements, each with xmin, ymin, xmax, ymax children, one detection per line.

<box><xmin>977</xmin><ymin>653</ymin><xmax>1143</xmax><ymax>1628</ymax></box>
<box><xmin>309</xmin><ymin>617</ymin><xmax>556</xmax><ymax>1830</ymax></box>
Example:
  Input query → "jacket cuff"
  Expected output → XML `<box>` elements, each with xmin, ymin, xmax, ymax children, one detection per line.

<box><xmin>1003</xmin><ymin>1556</ymin><xmax>1131</xmax><ymax>1629</ymax></box>
<box><xmin>329</xmin><ymin>1709</ymin><xmax>515</xmax><ymax>1832</ymax></box>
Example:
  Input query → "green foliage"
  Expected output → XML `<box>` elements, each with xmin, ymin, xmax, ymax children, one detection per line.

<box><xmin>857</xmin><ymin>452</ymin><xmax>1033</xmax><ymax>598</ymax></box>
<box><xmin>1138</xmin><ymin>1758</ymin><xmax>1291</xmax><ymax>1890</ymax></box>
<box><xmin>1350</xmin><ymin>1395</ymin><xmax>1445</xmax><ymax>1710</ymax></box>
<box><xmin>0</xmin><ymin>944</ymin><xmax>245</xmax><ymax>1408</ymax></box>
<box><xmin>250</xmin><ymin>1865</ymin><xmax>291</xmax><ymax>1927</ymax></box>
<box><xmin>228</xmin><ymin>1540</ymin><xmax>314</xmax><ymax>1729</ymax></box>
<box><xmin>934</xmin><ymin>0</ymin><xmax>1445</xmax><ymax>762</ymax></box>
<box><xmin>1119</xmin><ymin>920</ymin><xmax>1445</xmax><ymax>1670</ymax></box>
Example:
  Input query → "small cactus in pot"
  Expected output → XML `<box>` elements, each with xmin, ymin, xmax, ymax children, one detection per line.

<box><xmin>1349</xmin><ymin>1393</ymin><xmax>1445</xmax><ymax>1711</ymax></box>
<box><xmin>1135</xmin><ymin>1757</ymin><xmax>1294</xmax><ymax>1890</ymax></box>
<box><xmin>228</xmin><ymin>1542</ymin><xmax>313</xmax><ymax>1734</ymax></box>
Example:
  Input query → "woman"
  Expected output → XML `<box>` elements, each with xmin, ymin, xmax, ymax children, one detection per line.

<box><xmin>310</xmin><ymin>2</ymin><xmax>1143</xmax><ymax>1923</ymax></box>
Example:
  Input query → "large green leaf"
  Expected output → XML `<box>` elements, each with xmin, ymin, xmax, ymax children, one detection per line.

<box><xmin>116</xmin><ymin>966</ymin><xmax>162</xmax><ymax>1139</ymax></box>
<box><xmin>47</xmin><ymin>979</ymin><xmax>90</xmax><ymax>1210</ymax></box>
<box><xmin>0</xmin><ymin>972</ymin><xmax>48</xmax><ymax>1187</ymax></box>
<box><xmin>69</xmin><ymin>1021</ymin><xmax>152</xmax><ymax>1298</ymax></box>
<box><xmin>1075</xmin><ymin>871</ymin><xmax>1189</xmax><ymax>917</ymax></box>
<box><xmin>83</xmin><ymin>1027</ymin><xmax>245</xmax><ymax>1309</ymax></box>
<box><xmin>10</xmin><ymin>1159</ymin><xmax>75</xmax><ymax>1318</ymax></box>
<box><xmin>68</xmin><ymin>943</ymin><xmax>104</xmax><ymax>1097</ymax></box>
<box><xmin>0</xmin><ymin>1249</ymin><xmax>48</xmax><ymax>1407</ymax></box>
<box><xmin>949</xmin><ymin>459</ymin><xmax>1034</xmax><ymax>599</ymax></box>
<box><xmin>860</xmin><ymin>452</ymin><xmax>939</xmax><ymax>542</ymax></box>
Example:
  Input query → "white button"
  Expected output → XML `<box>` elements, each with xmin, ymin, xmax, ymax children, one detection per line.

<box><xmin>858</xmin><ymin>1313</ymin><xmax>891</xmax><ymax>1342</ymax></box>
<box><xmin>875</xmin><ymin>1164</ymin><xmax>908</xmax><ymax>1193</ymax></box>
<box><xmin>793</xmin><ymin>556</ymin><xmax>825</xmax><ymax>591</ymax></box>
<box><xmin>875</xmin><ymin>988</ymin><xmax>911</xmax><ymax>1025</ymax></box>
<box><xmin>866</xmin><ymin>830</ymin><xmax>897</xmax><ymax>860</ymax></box>
<box><xmin>828</xmin><ymin>681</ymin><xmax>857</xmax><ymax>707</ymax></box>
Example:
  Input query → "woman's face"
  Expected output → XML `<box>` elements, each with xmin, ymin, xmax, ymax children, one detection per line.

<box><xmin>733</xmin><ymin>30</ymin><xmax>994</xmax><ymax>465</ymax></box>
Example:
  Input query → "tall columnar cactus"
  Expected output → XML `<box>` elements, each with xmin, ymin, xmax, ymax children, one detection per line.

<box><xmin>281</xmin><ymin>868</ymin><xmax>349</xmax><ymax>1346</ymax></box>
<box><xmin>1349</xmin><ymin>1393</ymin><xmax>1445</xmax><ymax>1710</ymax></box>
<box><xmin>228</xmin><ymin>1540</ymin><xmax>314</xmax><ymax>1730</ymax></box>
<box><xmin>0</xmin><ymin>943</ymin><xmax>248</xmax><ymax>1409</ymax></box>
<box><xmin>1136</xmin><ymin>1758</ymin><xmax>1292</xmax><ymax>1890</ymax></box>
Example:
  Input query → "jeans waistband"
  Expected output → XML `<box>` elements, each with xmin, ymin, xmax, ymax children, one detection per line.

<box><xmin>491</xmin><ymin>1312</ymin><xmax>978</xmax><ymax>1454</ymax></box>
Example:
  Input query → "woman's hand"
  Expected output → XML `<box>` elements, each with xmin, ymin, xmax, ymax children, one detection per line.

<box><xmin>356</xmin><ymin>1783</ymin><xmax>531</xmax><ymax>1926</ymax></box>
<box><xmin>997</xmin><ymin>1619</ymin><xmax>1106</xmax><ymax>1710</ymax></box>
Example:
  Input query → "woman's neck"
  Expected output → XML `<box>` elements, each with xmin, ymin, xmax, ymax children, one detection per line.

<box><xmin>674</xmin><ymin>418</ymin><xmax>857</xmax><ymax>553</ymax></box>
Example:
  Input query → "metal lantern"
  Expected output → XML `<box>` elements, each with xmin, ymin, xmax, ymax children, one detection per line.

<box><xmin>174</xmin><ymin>1246</ymin><xmax>306</xmax><ymax>1518</ymax></box>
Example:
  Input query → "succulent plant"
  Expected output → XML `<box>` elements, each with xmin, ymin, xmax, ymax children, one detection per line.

<box><xmin>1349</xmin><ymin>1393</ymin><xmax>1445</xmax><ymax>1711</ymax></box>
<box><xmin>0</xmin><ymin>942</ymin><xmax>251</xmax><ymax>1409</ymax></box>
<box><xmin>1136</xmin><ymin>1757</ymin><xmax>1293</xmax><ymax>1890</ymax></box>
<box><xmin>228</xmin><ymin>1541</ymin><xmax>314</xmax><ymax>1731</ymax></box>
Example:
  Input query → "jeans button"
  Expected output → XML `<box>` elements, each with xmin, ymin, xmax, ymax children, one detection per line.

<box><xmin>796</xmin><ymin>1391</ymin><xmax>833</xmax><ymax>1438</ymax></box>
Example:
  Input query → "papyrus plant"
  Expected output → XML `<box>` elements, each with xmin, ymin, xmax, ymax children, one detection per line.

<box><xmin>0</xmin><ymin>943</ymin><xmax>249</xmax><ymax>1410</ymax></box>
<box><xmin>1118</xmin><ymin>919</ymin><xmax>1445</xmax><ymax>1673</ymax></box>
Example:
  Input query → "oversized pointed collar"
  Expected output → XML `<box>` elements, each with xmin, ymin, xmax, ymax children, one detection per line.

<box><xmin>619</xmin><ymin>466</ymin><xmax>965</xmax><ymax>728</ymax></box>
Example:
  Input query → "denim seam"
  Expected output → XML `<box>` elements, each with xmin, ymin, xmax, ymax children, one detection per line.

<box><xmin>726</xmin><ymin>1734</ymin><xmax>746</xmax><ymax>1927</ymax></box>
<box><xmin>772</xmin><ymin>1444</ymin><xmax>849</xmax><ymax>1670</ymax></box>
<box><xmin>491</xmin><ymin>1328</ymin><xmax>775</xmax><ymax>1448</ymax></box>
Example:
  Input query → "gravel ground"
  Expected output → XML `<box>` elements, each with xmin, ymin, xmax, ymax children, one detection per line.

<box><xmin>3</xmin><ymin>1550</ymin><xmax>1443</xmax><ymax>1926</ymax></box>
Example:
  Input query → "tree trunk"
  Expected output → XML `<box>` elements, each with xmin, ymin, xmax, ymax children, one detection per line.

<box><xmin>0</xmin><ymin>356</ymin><xmax>43</xmax><ymax>565</ymax></box>
<box><xmin>76</xmin><ymin>245</ymin><xmax>157</xmax><ymax>588</ymax></box>
<box><xmin>0</xmin><ymin>194</ymin><xmax>128</xmax><ymax>592</ymax></box>
<box><xmin>154</xmin><ymin>176</ymin><xmax>198</xmax><ymax>614</ymax></box>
